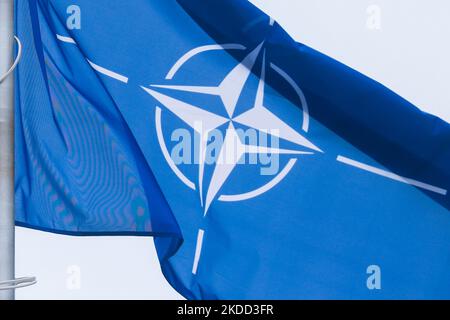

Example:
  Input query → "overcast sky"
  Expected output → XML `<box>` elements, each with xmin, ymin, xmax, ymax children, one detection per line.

<box><xmin>16</xmin><ymin>0</ymin><xmax>450</xmax><ymax>299</ymax></box>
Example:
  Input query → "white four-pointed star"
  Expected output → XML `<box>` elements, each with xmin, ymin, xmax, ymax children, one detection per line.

<box><xmin>142</xmin><ymin>42</ymin><xmax>321</xmax><ymax>214</ymax></box>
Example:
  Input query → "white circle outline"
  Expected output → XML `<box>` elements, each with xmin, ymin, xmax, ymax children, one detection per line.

<box><xmin>154</xmin><ymin>44</ymin><xmax>310</xmax><ymax>202</ymax></box>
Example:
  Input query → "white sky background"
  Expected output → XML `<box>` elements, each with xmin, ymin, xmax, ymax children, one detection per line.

<box><xmin>16</xmin><ymin>0</ymin><xmax>450</xmax><ymax>299</ymax></box>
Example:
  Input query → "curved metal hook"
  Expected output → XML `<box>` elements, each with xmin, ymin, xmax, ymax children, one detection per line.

<box><xmin>0</xmin><ymin>277</ymin><xmax>37</xmax><ymax>291</ymax></box>
<box><xmin>0</xmin><ymin>36</ymin><xmax>22</xmax><ymax>84</ymax></box>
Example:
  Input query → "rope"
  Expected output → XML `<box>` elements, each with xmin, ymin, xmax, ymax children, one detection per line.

<box><xmin>0</xmin><ymin>277</ymin><xmax>37</xmax><ymax>291</ymax></box>
<box><xmin>0</xmin><ymin>36</ymin><xmax>22</xmax><ymax>84</ymax></box>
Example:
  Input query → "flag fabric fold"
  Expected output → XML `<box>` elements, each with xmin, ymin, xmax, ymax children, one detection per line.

<box><xmin>15</xmin><ymin>0</ymin><xmax>450</xmax><ymax>299</ymax></box>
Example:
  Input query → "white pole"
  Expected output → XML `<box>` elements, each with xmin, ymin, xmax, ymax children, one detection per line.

<box><xmin>0</xmin><ymin>0</ymin><xmax>15</xmax><ymax>301</ymax></box>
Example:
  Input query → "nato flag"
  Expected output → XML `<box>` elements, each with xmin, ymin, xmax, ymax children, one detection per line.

<box><xmin>15</xmin><ymin>0</ymin><xmax>450</xmax><ymax>299</ymax></box>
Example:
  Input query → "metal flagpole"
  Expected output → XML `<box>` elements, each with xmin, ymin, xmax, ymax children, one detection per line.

<box><xmin>0</xmin><ymin>0</ymin><xmax>15</xmax><ymax>301</ymax></box>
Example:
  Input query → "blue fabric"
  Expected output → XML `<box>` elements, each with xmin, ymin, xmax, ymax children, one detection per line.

<box><xmin>15</xmin><ymin>0</ymin><xmax>450</xmax><ymax>299</ymax></box>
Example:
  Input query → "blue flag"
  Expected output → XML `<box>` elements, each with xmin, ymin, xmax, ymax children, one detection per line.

<box><xmin>15</xmin><ymin>0</ymin><xmax>450</xmax><ymax>299</ymax></box>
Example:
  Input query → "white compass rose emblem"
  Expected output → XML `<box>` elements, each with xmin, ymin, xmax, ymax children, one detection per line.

<box><xmin>141</xmin><ymin>42</ymin><xmax>322</xmax><ymax>214</ymax></box>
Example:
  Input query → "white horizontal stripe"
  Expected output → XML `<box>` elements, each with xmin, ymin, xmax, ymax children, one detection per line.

<box><xmin>56</xmin><ymin>34</ymin><xmax>76</xmax><ymax>44</ymax></box>
<box><xmin>192</xmin><ymin>229</ymin><xmax>205</xmax><ymax>275</ymax></box>
<box><xmin>57</xmin><ymin>34</ymin><xmax>129</xmax><ymax>84</ymax></box>
<box><xmin>87</xmin><ymin>60</ymin><xmax>129</xmax><ymax>83</ymax></box>
<box><xmin>337</xmin><ymin>155</ymin><xmax>447</xmax><ymax>196</ymax></box>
